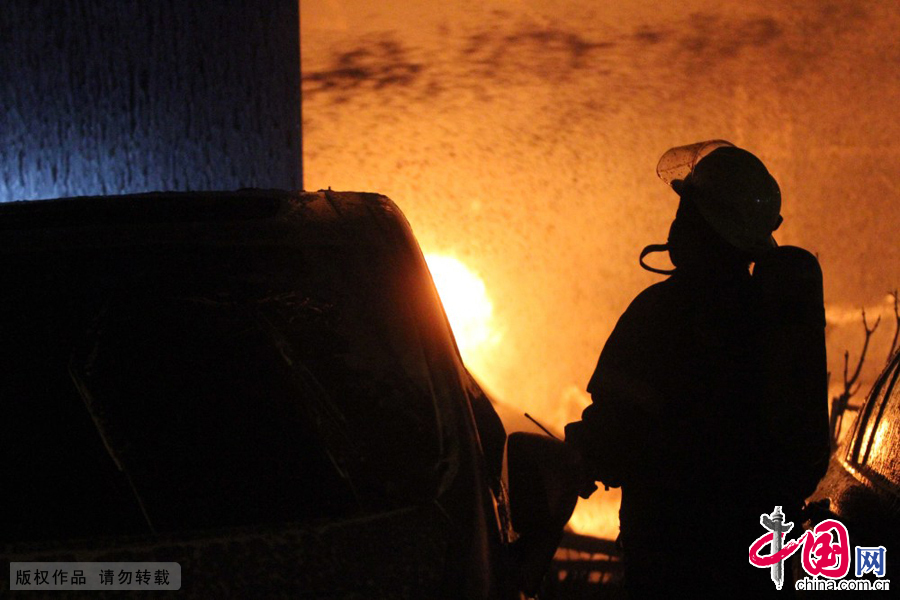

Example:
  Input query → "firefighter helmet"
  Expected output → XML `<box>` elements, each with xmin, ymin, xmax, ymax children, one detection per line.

<box><xmin>657</xmin><ymin>140</ymin><xmax>782</xmax><ymax>256</ymax></box>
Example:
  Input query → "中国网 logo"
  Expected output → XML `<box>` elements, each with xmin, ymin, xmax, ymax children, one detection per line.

<box><xmin>748</xmin><ymin>506</ymin><xmax>890</xmax><ymax>592</ymax></box>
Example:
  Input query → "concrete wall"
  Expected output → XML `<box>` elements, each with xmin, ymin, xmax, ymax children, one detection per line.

<box><xmin>1</xmin><ymin>0</ymin><xmax>300</xmax><ymax>201</ymax></box>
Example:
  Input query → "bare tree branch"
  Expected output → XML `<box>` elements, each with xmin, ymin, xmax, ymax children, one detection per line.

<box><xmin>846</xmin><ymin>309</ymin><xmax>880</xmax><ymax>391</ymax></box>
<box><xmin>829</xmin><ymin>308</ymin><xmax>881</xmax><ymax>449</ymax></box>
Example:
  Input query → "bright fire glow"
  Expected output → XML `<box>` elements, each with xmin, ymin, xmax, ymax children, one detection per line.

<box><xmin>426</xmin><ymin>256</ymin><xmax>622</xmax><ymax>540</ymax></box>
<box><xmin>425</xmin><ymin>254</ymin><xmax>498</xmax><ymax>370</ymax></box>
<box><xmin>568</xmin><ymin>494</ymin><xmax>622</xmax><ymax>541</ymax></box>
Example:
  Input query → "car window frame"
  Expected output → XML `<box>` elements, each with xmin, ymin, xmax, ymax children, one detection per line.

<box><xmin>847</xmin><ymin>351</ymin><xmax>900</xmax><ymax>492</ymax></box>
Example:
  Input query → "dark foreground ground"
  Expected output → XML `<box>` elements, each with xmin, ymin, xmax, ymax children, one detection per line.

<box><xmin>541</xmin><ymin>532</ymin><xmax>625</xmax><ymax>599</ymax></box>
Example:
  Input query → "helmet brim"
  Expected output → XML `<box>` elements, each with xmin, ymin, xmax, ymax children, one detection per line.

<box><xmin>657</xmin><ymin>140</ymin><xmax>734</xmax><ymax>186</ymax></box>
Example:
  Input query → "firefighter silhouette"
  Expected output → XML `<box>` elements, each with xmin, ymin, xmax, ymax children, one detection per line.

<box><xmin>565</xmin><ymin>141</ymin><xmax>829</xmax><ymax>598</ymax></box>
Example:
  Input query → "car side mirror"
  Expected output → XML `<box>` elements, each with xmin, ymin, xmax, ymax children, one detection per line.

<box><xmin>506</xmin><ymin>432</ymin><xmax>582</xmax><ymax>595</ymax></box>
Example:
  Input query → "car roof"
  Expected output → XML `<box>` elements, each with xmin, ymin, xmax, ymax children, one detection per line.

<box><xmin>0</xmin><ymin>189</ymin><xmax>415</xmax><ymax>253</ymax></box>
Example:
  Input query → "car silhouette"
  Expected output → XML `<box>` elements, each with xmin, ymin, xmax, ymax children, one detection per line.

<box><xmin>806</xmin><ymin>347</ymin><xmax>900</xmax><ymax>557</ymax></box>
<box><xmin>0</xmin><ymin>190</ymin><xmax>571</xmax><ymax>598</ymax></box>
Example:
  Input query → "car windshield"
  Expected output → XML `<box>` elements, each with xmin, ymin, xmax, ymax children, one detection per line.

<box><xmin>859</xmin><ymin>358</ymin><xmax>900</xmax><ymax>489</ymax></box>
<box><xmin>2</xmin><ymin>241</ymin><xmax>451</xmax><ymax>541</ymax></box>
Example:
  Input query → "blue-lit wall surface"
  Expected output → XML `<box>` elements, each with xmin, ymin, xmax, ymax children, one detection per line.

<box><xmin>1</xmin><ymin>0</ymin><xmax>301</xmax><ymax>202</ymax></box>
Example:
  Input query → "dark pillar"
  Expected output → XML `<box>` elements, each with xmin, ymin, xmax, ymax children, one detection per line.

<box><xmin>1</xmin><ymin>0</ymin><xmax>301</xmax><ymax>202</ymax></box>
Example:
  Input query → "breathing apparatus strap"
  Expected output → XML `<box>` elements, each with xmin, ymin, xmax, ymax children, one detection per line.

<box><xmin>639</xmin><ymin>244</ymin><xmax>677</xmax><ymax>276</ymax></box>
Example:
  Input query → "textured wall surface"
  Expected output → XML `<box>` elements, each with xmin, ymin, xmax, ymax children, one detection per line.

<box><xmin>1</xmin><ymin>0</ymin><xmax>300</xmax><ymax>201</ymax></box>
<box><xmin>302</xmin><ymin>0</ymin><xmax>900</xmax><ymax>537</ymax></box>
<box><xmin>302</xmin><ymin>0</ymin><xmax>900</xmax><ymax>412</ymax></box>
